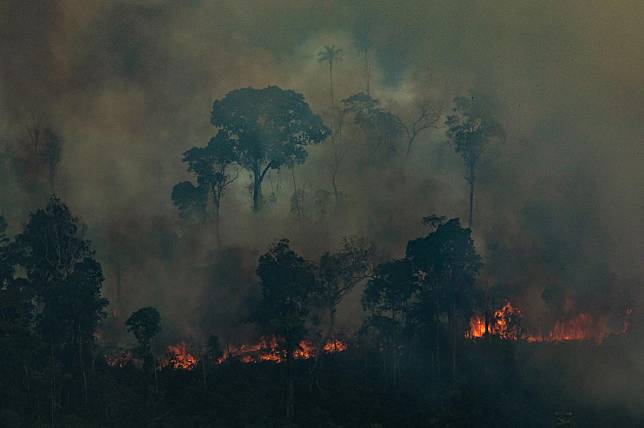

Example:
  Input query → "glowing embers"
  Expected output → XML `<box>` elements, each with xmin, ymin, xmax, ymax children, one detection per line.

<box><xmin>322</xmin><ymin>339</ymin><xmax>348</xmax><ymax>353</ymax></box>
<box><xmin>466</xmin><ymin>302</ymin><xmax>522</xmax><ymax>340</ymax></box>
<box><xmin>466</xmin><ymin>302</ymin><xmax>629</xmax><ymax>344</ymax></box>
<box><xmin>161</xmin><ymin>342</ymin><xmax>198</xmax><ymax>370</ymax></box>
<box><xmin>218</xmin><ymin>337</ymin><xmax>348</xmax><ymax>364</ymax></box>
<box><xmin>106</xmin><ymin>350</ymin><xmax>133</xmax><ymax>368</ymax></box>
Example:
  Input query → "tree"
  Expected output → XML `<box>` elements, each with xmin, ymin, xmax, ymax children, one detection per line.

<box><xmin>200</xmin><ymin>335</ymin><xmax>223</xmax><ymax>387</ymax></box>
<box><xmin>315</xmin><ymin>238</ymin><xmax>374</xmax><ymax>348</ymax></box>
<box><xmin>0</xmin><ymin>216</ymin><xmax>40</xmax><ymax>421</ymax></box>
<box><xmin>13</xmin><ymin>196</ymin><xmax>108</xmax><ymax>416</ymax></box>
<box><xmin>210</xmin><ymin>86</ymin><xmax>330</xmax><ymax>211</ymax></box>
<box><xmin>22</xmin><ymin>114</ymin><xmax>62</xmax><ymax>193</ymax></box>
<box><xmin>362</xmin><ymin>258</ymin><xmax>417</xmax><ymax>386</ymax></box>
<box><xmin>406</xmin><ymin>217</ymin><xmax>481</xmax><ymax>380</ymax></box>
<box><xmin>318</xmin><ymin>45</ymin><xmax>343</xmax><ymax>109</ymax></box>
<box><xmin>445</xmin><ymin>92</ymin><xmax>504</xmax><ymax>227</ymax></box>
<box><xmin>253</xmin><ymin>239</ymin><xmax>316</xmax><ymax>419</ymax></box>
<box><xmin>125</xmin><ymin>307</ymin><xmax>161</xmax><ymax>366</ymax></box>
<box><xmin>172</xmin><ymin>133</ymin><xmax>238</xmax><ymax>244</ymax></box>
<box><xmin>342</xmin><ymin>92</ymin><xmax>403</xmax><ymax>153</ymax></box>
<box><xmin>171</xmin><ymin>181</ymin><xmax>207</xmax><ymax>220</ymax></box>
<box><xmin>402</xmin><ymin>97</ymin><xmax>442</xmax><ymax>161</ymax></box>
<box><xmin>353</xmin><ymin>25</ymin><xmax>372</xmax><ymax>95</ymax></box>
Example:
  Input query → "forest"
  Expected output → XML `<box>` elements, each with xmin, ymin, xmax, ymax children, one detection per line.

<box><xmin>1</xmin><ymin>1</ymin><xmax>643</xmax><ymax>427</ymax></box>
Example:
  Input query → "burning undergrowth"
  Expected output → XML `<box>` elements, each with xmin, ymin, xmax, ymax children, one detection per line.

<box><xmin>106</xmin><ymin>337</ymin><xmax>348</xmax><ymax>370</ymax></box>
<box><xmin>466</xmin><ymin>301</ymin><xmax>632</xmax><ymax>344</ymax></box>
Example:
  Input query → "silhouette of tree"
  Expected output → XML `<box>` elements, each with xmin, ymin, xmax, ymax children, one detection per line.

<box><xmin>445</xmin><ymin>92</ymin><xmax>504</xmax><ymax>227</ymax></box>
<box><xmin>13</xmin><ymin>196</ymin><xmax>107</xmax><ymax>415</ymax></box>
<box><xmin>253</xmin><ymin>239</ymin><xmax>316</xmax><ymax>419</ymax></box>
<box><xmin>200</xmin><ymin>334</ymin><xmax>223</xmax><ymax>387</ymax></box>
<box><xmin>172</xmin><ymin>133</ymin><xmax>238</xmax><ymax>244</ymax></box>
<box><xmin>354</xmin><ymin>25</ymin><xmax>371</xmax><ymax>95</ymax></box>
<box><xmin>402</xmin><ymin>97</ymin><xmax>442</xmax><ymax>161</ymax></box>
<box><xmin>171</xmin><ymin>181</ymin><xmax>207</xmax><ymax>220</ymax></box>
<box><xmin>362</xmin><ymin>258</ymin><xmax>416</xmax><ymax>386</ymax></box>
<box><xmin>316</xmin><ymin>238</ymin><xmax>374</xmax><ymax>346</ymax></box>
<box><xmin>318</xmin><ymin>45</ymin><xmax>343</xmax><ymax>109</ymax></box>
<box><xmin>406</xmin><ymin>217</ymin><xmax>481</xmax><ymax>380</ymax></box>
<box><xmin>211</xmin><ymin>86</ymin><xmax>330</xmax><ymax>211</ymax></box>
<box><xmin>342</xmin><ymin>92</ymin><xmax>403</xmax><ymax>153</ymax></box>
<box><xmin>126</xmin><ymin>307</ymin><xmax>161</xmax><ymax>365</ymax></box>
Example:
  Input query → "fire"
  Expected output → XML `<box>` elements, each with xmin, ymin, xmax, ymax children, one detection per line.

<box><xmin>466</xmin><ymin>302</ymin><xmax>629</xmax><ymax>344</ymax></box>
<box><xmin>107</xmin><ymin>337</ymin><xmax>349</xmax><ymax>370</ymax></box>
<box><xmin>466</xmin><ymin>302</ymin><xmax>522</xmax><ymax>340</ymax></box>
<box><xmin>323</xmin><ymin>339</ymin><xmax>348</xmax><ymax>353</ymax></box>
<box><xmin>162</xmin><ymin>343</ymin><xmax>198</xmax><ymax>369</ymax></box>
<box><xmin>293</xmin><ymin>340</ymin><xmax>315</xmax><ymax>359</ymax></box>
<box><xmin>217</xmin><ymin>337</ymin><xmax>348</xmax><ymax>364</ymax></box>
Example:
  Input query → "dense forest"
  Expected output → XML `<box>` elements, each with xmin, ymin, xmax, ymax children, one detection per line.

<box><xmin>1</xmin><ymin>1</ymin><xmax>643</xmax><ymax>427</ymax></box>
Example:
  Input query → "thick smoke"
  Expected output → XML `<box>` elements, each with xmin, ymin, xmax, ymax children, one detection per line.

<box><xmin>1</xmin><ymin>0</ymin><xmax>642</xmax><ymax>379</ymax></box>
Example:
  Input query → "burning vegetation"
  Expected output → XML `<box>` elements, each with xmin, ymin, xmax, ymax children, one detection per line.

<box><xmin>108</xmin><ymin>337</ymin><xmax>349</xmax><ymax>370</ymax></box>
<box><xmin>466</xmin><ymin>301</ymin><xmax>631</xmax><ymax>344</ymax></box>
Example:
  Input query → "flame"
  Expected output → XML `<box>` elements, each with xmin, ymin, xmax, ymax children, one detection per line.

<box><xmin>466</xmin><ymin>302</ymin><xmax>522</xmax><ymax>340</ymax></box>
<box><xmin>217</xmin><ymin>336</ymin><xmax>348</xmax><ymax>365</ymax></box>
<box><xmin>467</xmin><ymin>302</ymin><xmax>629</xmax><ymax>344</ymax></box>
<box><xmin>323</xmin><ymin>339</ymin><xmax>348</xmax><ymax>353</ymax></box>
<box><xmin>293</xmin><ymin>340</ymin><xmax>315</xmax><ymax>359</ymax></box>
<box><xmin>162</xmin><ymin>343</ymin><xmax>198</xmax><ymax>369</ymax></box>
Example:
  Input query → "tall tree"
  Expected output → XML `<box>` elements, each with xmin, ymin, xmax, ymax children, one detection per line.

<box><xmin>315</xmin><ymin>238</ymin><xmax>374</xmax><ymax>347</ymax></box>
<box><xmin>125</xmin><ymin>307</ymin><xmax>161</xmax><ymax>367</ymax></box>
<box><xmin>22</xmin><ymin>114</ymin><xmax>62</xmax><ymax>193</ymax></box>
<box><xmin>342</xmin><ymin>92</ymin><xmax>403</xmax><ymax>154</ymax></box>
<box><xmin>354</xmin><ymin>30</ymin><xmax>371</xmax><ymax>95</ymax></box>
<box><xmin>14</xmin><ymin>196</ymin><xmax>107</xmax><ymax>414</ymax></box>
<box><xmin>318</xmin><ymin>45</ymin><xmax>343</xmax><ymax>109</ymax></box>
<box><xmin>210</xmin><ymin>86</ymin><xmax>330</xmax><ymax>211</ymax></box>
<box><xmin>406</xmin><ymin>217</ymin><xmax>481</xmax><ymax>380</ymax></box>
<box><xmin>445</xmin><ymin>92</ymin><xmax>504</xmax><ymax>227</ymax></box>
<box><xmin>362</xmin><ymin>258</ymin><xmax>417</xmax><ymax>386</ymax></box>
<box><xmin>252</xmin><ymin>239</ymin><xmax>316</xmax><ymax>419</ymax></box>
<box><xmin>172</xmin><ymin>133</ymin><xmax>238</xmax><ymax>244</ymax></box>
<box><xmin>402</xmin><ymin>97</ymin><xmax>442</xmax><ymax>161</ymax></box>
<box><xmin>318</xmin><ymin>45</ymin><xmax>346</xmax><ymax>205</ymax></box>
<box><xmin>0</xmin><ymin>217</ymin><xmax>42</xmax><ymax>425</ymax></box>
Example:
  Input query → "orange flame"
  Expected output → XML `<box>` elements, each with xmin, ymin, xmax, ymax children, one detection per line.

<box><xmin>162</xmin><ymin>343</ymin><xmax>198</xmax><ymax>369</ymax></box>
<box><xmin>217</xmin><ymin>336</ymin><xmax>348</xmax><ymax>365</ymax></box>
<box><xmin>466</xmin><ymin>302</ymin><xmax>629</xmax><ymax>344</ymax></box>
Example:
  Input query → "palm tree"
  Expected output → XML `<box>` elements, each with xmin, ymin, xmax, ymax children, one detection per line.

<box><xmin>354</xmin><ymin>34</ymin><xmax>371</xmax><ymax>95</ymax></box>
<box><xmin>318</xmin><ymin>45</ymin><xmax>343</xmax><ymax>108</ymax></box>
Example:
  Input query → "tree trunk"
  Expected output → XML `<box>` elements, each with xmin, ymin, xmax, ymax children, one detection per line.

<box><xmin>468</xmin><ymin>161</ymin><xmax>475</xmax><ymax>228</ymax></box>
<box><xmin>285</xmin><ymin>350</ymin><xmax>295</xmax><ymax>420</ymax></box>
<box><xmin>449</xmin><ymin>302</ymin><xmax>456</xmax><ymax>383</ymax></box>
<box><xmin>214</xmin><ymin>201</ymin><xmax>221</xmax><ymax>247</ymax></box>
<box><xmin>329</xmin><ymin>62</ymin><xmax>335</xmax><ymax>108</ymax></box>
<box><xmin>50</xmin><ymin>343</ymin><xmax>55</xmax><ymax>428</ymax></box>
<box><xmin>434</xmin><ymin>300</ymin><xmax>441</xmax><ymax>379</ymax></box>
<box><xmin>253</xmin><ymin>173</ymin><xmax>262</xmax><ymax>212</ymax></box>
<box><xmin>201</xmin><ymin>356</ymin><xmax>207</xmax><ymax>388</ymax></box>
<box><xmin>364</xmin><ymin>48</ymin><xmax>370</xmax><ymax>95</ymax></box>
<box><xmin>78</xmin><ymin>323</ymin><xmax>88</xmax><ymax>405</ymax></box>
<box><xmin>153</xmin><ymin>357</ymin><xmax>158</xmax><ymax>395</ymax></box>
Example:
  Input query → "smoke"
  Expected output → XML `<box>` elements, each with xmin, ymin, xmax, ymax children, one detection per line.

<box><xmin>1</xmin><ymin>0</ymin><xmax>642</xmax><ymax>375</ymax></box>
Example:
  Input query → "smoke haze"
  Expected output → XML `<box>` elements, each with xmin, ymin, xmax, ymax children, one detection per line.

<box><xmin>1</xmin><ymin>0</ymin><xmax>642</xmax><ymax>362</ymax></box>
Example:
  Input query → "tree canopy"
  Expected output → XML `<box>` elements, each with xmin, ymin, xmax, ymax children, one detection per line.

<box><xmin>210</xmin><ymin>86</ymin><xmax>330</xmax><ymax>210</ymax></box>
